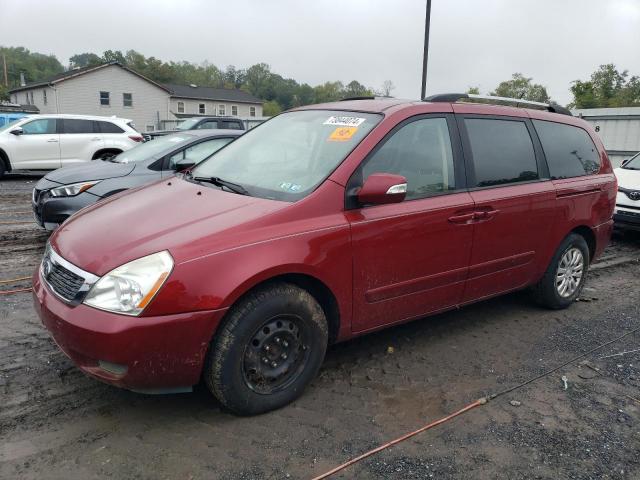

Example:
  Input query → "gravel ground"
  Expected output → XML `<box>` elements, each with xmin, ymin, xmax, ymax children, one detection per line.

<box><xmin>1</xmin><ymin>174</ymin><xmax>639</xmax><ymax>479</ymax></box>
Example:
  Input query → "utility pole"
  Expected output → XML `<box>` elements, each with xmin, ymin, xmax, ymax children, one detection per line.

<box><xmin>2</xmin><ymin>53</ymin><xmax>8</xmax><ymax>87</ymax></box>
<box><xmin>420</xmin><ymin>0</ymin><xmax>432</xmax><ymax>100</ymax></box>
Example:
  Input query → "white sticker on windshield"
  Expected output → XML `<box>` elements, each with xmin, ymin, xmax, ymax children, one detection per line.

<box><xmin>323</xmin><ymin>116</ymin><xmax>366</xmax><ymax>127</ymax></box>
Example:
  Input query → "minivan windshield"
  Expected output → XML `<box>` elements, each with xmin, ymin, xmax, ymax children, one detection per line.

<box><xmin>176</xmin><ymin>118</ymin><xmax>201</xmax><ymax>130</ymax></box>
<box><xmin>623</xmin><ymin>152</ymin><xmax>640</xmax><ymax>170</ymax></box>
<box><xmin>112</xmin><ymin>134</ymin><xmax>192</xmax><ymax>163</ymax></box>
<box><xmin>190</xmin><ymin>110</ymin><xmax>382</xmax><ymax>201</ymax></box>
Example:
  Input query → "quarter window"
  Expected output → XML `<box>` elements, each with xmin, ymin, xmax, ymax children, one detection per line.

<box><xmin>177</xmin><ymin>101</ymin><xmax>185</xmax><ymax>114</ymax></box>
<box><xmin>221</xmin><ymin>120</ymin><xmax>242</xmax><ymax>130</ymax></box>
<box><xmin>532</xmin><ymin>120</ymin><xmax>600</xmax><ymax>178</ymax></box>
<box><xmin>97</xmin><ymin>121</ymin><xmax>125</xmax><ymax>133</ymax></box>
<box><xmin>464</xmin><ymin>118</ymin><xmax>538</xmax><ymax>187</ymax></box>
<box><xmin>123</xmin><ymin>93</ymin><xmax>133</xmax><ymax>107</ymax></box>
<box><xmin>199</xmin><ymin>103</ymin><xmax>206</xmax><ymax>114</ymax></box>
<box><xmin>218</xmin><ymin>104</ymin><xmax>226</xmax><ymax>116</ymax></box>
<box><xmin>360</xmin><ymin>117</ymin><xmax>456</xmax><ymax>200</ymax></box>
<box><xmin>21</xmin><ymin>119</ymin><xmax>56</xmax><ymax>135</ymax></box>
<box><xmin>99</xmin><ymin>91</ymin><xmax>110</xmax><ymax>106</ymax></box>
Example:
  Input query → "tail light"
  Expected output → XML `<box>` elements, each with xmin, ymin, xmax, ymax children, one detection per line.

<box><xmin>128</xmin><ymin>135</ymin><xmax>144</xmax><ymax>142</ymax></box>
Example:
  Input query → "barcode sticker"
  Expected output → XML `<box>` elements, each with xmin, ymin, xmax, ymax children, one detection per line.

<box><xmin>324</xmin><ymin>116</ymin><xmax>366</xmax><ymax>127</ymax></box>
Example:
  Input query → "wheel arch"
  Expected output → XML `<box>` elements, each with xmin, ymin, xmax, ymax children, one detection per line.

<box><xmin>223</xmin><ymin>270</ymin><xmax>342</xmax><ymax>345</ymax></box>
<box><xmin>0</xmin><ymin>147</ymin><xmax>11</xmax><ymax>171</ymax></box>
<box><xmin>92</xmin><ymin>148</ymin><xmax>123</xmax><ymax>160</ymax></box>
<box><xmin>570</xmin><ymin>225</ymin><xmax>596</xmax><ymax>261</ymax></box>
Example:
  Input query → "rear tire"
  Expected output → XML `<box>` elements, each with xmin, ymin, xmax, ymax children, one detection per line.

<box><xmin>204</xmin><ymin>282</ymin><xmax>328</xmax><ymax>415</ymax></box>
<box><xmin>0</xmin><ymin>161</ymin><xmax>5</xmax><ymax>179</ymax></box>
<box><xmin>532</xmin><ymin>233</ymin><xmax>590</xmax><ymax>309</ymax></box>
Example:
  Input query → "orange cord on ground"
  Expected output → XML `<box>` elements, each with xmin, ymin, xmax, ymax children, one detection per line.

<box><xmin>311</xmin><ymin>398</ymin><xmax>487</xmax><ymax>480</ymax></box>
<box><xmin>0</xmin><ymin>287</ymin><xmax>33</xmax><ymax>295</ymax></box>
<box><xmin>0</xmin><ymin>276</ymin><xmax>32</xmax><ymax>285</ymax></box>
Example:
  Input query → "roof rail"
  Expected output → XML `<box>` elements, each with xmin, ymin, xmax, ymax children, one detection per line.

<box><xmin>424</xmin><ymin>93</ymin><xmax>572</xmax><ymax>116</ymax></box>
<box><xmin>340</xmin><ymin>96</ymin><xmax>376</xmax><ymax>101</ymax></box>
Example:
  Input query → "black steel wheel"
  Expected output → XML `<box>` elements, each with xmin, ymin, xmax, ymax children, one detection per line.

<box><xmin>204</xmin><ymin>282</ymin><xmax>328</xmax><ymax>415</ymax></box>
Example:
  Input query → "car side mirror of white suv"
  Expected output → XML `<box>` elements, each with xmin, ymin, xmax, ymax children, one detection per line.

<box><xmin>621</xmin><ymin>158</ymin><xmax>631</xmax><ymax>167</ymax></box>
<box><xmin>9</xmin><ymin>127</ymin><xmax>24</xmax><ymax>136</ymax></box>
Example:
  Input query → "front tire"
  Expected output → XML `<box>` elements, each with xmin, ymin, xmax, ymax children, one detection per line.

<box><xmin>204</xmin><ymin>282</ymin><xmax>328</xmax><ymax>415</ymax></box>
<box><xmin>532</xmin><ymin>233</ymin><xmax>590</xmax><ymax>309</ymax></box>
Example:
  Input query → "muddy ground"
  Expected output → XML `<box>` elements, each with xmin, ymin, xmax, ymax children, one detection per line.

<box><xmin>1</xmin><ymin>174</ymin><xmax>639</xmax><ymax>480</ymax></box>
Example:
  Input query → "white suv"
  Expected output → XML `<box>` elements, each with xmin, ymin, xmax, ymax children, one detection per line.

<box><xmin>614</xmin><ymin>152</ymin><xmax>640</xmax><ymax>231</ymax></box>
<box><xmin>0</xmin><ymin>114</ymin><xmax>143</xmax><ymax>177</ymax></box>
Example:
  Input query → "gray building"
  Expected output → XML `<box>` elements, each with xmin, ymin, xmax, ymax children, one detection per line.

<box><xmin>573</xmin><ymin>107</ymin><xmax>640</xmax><ymax>167</ymax></box>
<box><xmin>8</xmin><ymin>62</ymin><xmax>263</xmax><ymax>132</ymax></box>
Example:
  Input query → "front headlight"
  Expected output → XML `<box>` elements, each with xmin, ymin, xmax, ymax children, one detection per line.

<box><xmin>50</xmin><ymin>180</ymin><xmax>101</xmax><ymax>197</ymax></box>
<box><xmin>83</xmin><ymin>251</ymin><xmax>173</xmax><ymax>316</ymax></box>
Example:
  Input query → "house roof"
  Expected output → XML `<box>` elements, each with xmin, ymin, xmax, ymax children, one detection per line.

<box><xmin>8</xmin><ymin>62</ymin><xmax>171</xmax><ymax>93</ymax></box>
<box><xmin>164</xmin><ymin>83</ymin><xmax>262</xmax><ymax>104</ymax></box>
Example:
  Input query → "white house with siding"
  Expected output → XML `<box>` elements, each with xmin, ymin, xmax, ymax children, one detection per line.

<box><xmin>9</xmin><ymin>62</ymin><xmax>263</xmax><ymax>132</ymax></box>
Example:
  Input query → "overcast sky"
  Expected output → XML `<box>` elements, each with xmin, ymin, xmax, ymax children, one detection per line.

<box><xmin>1</xmin><ymin>0</ymin><xmax>639</xmax><ymax>105</ymax></box>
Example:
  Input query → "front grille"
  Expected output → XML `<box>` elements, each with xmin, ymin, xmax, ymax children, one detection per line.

<box><xmin>45</xmin><ymin>262</ymin><xmax>85</xmax><ymax>301</ymax></box>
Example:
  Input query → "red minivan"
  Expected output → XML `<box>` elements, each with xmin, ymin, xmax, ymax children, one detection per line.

<box><xmin>33</xmin><ymin>94</ymin><xmax>616</xmax><ymax>415</ymax></box>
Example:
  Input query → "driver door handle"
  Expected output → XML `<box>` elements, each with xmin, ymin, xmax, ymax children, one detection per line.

<box><xmin>448</xmin><ymin>213</ymin><xmax>475</xmax><ymax>224</ymax></box>
<box><xmin>47</xmin><ymin>138</ymin><xmax>59</xmax><ymax>143</ymax></box>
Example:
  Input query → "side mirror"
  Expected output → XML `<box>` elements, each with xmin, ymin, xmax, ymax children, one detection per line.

<box><xmin>621</xmin><ymin>158</ymin><xmax>631</xmax><ymax>167</ymax></box>
<box><xmin>357</xmin><ymin>173</ymin><xmax>407</xmax><ymax>205</ymax></box>
<box><xmin>10</xmin><ymin>127</ymin><xmax>23</xmax><ymax>136</ymax></box>
<box><xmin>175</xmin><ymin>158</ymin><xmax>196</xmax><ymax>171</ymax></box>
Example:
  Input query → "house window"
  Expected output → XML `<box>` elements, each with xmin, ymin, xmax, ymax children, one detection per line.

<box><xmin>218</xmin><ymin>104</ymin><xmax>226</xmax><ymax>116</ymax></box>
<box><xmin>177</xmin><ymin>101</ymin><xmax>185</xmax><ymax>114</ymax></box>
<box><xmin>199</xmin><ymin>103</ymin><xmax>206</xmax><ymax>114</ymax></box>
<box><xmin>146</xmin><ymin>125</ymin><xmax>155</xmax><ymax>132</ymax></box>
<box><xmin>29</xmin><ymin>91</ymin><xmax>34</xmax><ymax>105</ymax></box>
<box><xmin>231</xmin><ymin>105</ymin><xmax>238</xmax><ymax>116</ymax></box>
<box><xmin>123</xmin><ymin>93</ymin><xmax>133</xmax><ymax>107</ymax></box>
<box><xmin>99</xmin><ymin>91</ymin><xmax>110</xmax><ymax>106</ymax></box>
<box><xmin>249</xmin><ymin>106</ymin><xmax>256</xmax><ymax>117</ymax></box>
<box><xmin>43</xmin><ymin>90</ymin><xmax>47</xmax><ymax>106</ymax></box>
<box><xmin>25</xmin><ymin>92</ymin><xmax>29</xmax><ymax>104</ymax></box>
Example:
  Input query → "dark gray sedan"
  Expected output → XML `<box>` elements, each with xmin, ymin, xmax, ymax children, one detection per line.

<box><xmin>32</xmin><ymin>129</ymin><xmax>242</xmax><ymax>230</ymax></box>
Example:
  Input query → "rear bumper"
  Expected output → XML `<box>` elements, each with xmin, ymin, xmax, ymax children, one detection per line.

<box><xmin>33</xmin><ymin>269</ymin><xmax>227</xmax><ymax>391</ymax></box>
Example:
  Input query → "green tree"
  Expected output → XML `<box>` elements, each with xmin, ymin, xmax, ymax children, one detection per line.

<box><xmin>570</xmin><ymin>64</ymin><xmax>640</xmax><ymax>108</ymax></box>
<box><xmin>490</xmin><ymin>73</ymin><xmax>550</xmax><ymax>102</ymax></box>
<box><xmin>0</xmin><ymin>46</ymin><xmax>64</xmax><ymax>90</ymax></box>
<box><xmin>69</xmin><ymin>52</ymin><xmax>102</xmax><ymax>68</ymax></box>
<box><xmin>313</xmin><ymin>81</ymin><xmax>344</xmax><ymax>103</ymax></box>
<box><xmin>344</xmin><ymin>80</ymin><xmax>371</xmax><ymax>98</ymax></box>
<box><xmin>0</xmin><ymin>84</ymin><xmax>8</xmax><ymax>101</ymax></box>
<box><xmin>466</xmin><ymin>86</ymin><xmax>480</xmax><ymax>94</ymax></box>
<box><xmin>263</xmin><ymin>100</ymin><xmax>282</xmax><ymax>116</ymax></box>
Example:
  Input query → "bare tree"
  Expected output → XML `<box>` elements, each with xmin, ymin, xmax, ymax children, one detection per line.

<box><xmin>380</xmin><ymin>80</ymin><xmax>395</xmax><ymax>97</ymax></box>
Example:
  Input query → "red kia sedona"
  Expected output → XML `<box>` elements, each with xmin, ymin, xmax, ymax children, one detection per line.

<box><xmin>33</xmin><ymin>94</ymin><xmax>616</xmax><ymax>415</ymax></box>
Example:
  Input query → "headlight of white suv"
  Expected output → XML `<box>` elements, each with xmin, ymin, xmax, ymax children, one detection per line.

<box><xmin>49</xmin><ymin>180</ymin><xmax>101</xmax><ymax>197</ymax></box>
<box><xmin>83</xmin><ymin>251</ymin><xmax>173</xmax><ymax>316</ymax></box>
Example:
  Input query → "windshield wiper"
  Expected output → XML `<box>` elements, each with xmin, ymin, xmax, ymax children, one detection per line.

<box><xmin>193</xmin><ymin>176</ymin><xmax>249</xmax><ymax>195</ymax></box>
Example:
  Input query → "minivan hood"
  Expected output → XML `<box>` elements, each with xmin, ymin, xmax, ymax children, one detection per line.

<box><xmin>51</xmin><ymin>177</ymin><xmax>290</xmax><ymax>275</ymax></box>
<box><xmin>615</xmin><ymin>167</ymin><xmax>640</xmax><ymax>189</ymax></box>
<box><xmin>44</xmin><ymin>161</ymin><xmax>135</xmax><ymax>184</ymax></box>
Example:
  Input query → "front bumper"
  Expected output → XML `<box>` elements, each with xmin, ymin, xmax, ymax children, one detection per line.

<box><xmin>32</xmin><ymin>188</ymin><xmax>101</xmax><ymax>231</ymax></box>
<box><xmin>33</xmin><ymin>269</ymin><xmax>227</xmax><ymax>392</ymax></box>
<box><xmin>614</xmin><ymin>209</ymin><xmax>640</xmax><ymax>231</ymax></box>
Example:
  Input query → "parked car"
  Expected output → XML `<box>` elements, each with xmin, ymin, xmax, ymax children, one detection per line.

<box><xmin>614</xmin><ymin>152</ymin><xmax>640</xmax><ymax>231</ymax></box>
<box><xmin>0</xmin><ymin>114</ymin><xmax>142</xmax><ymax>177</ymax></box>
<box><xmin>144</xmin><ymin>116</ymin><xmax>245</xmax><ymax>140</ymax></box>
<box><xmin>32</xmin><ymin>129</ymin><xmax>241</xmax><ymax>230</ymax></box>
<box><xmin>33</xmin><ymin>94</ymin><xmax>616</xmax><ymax>415</ymax></box>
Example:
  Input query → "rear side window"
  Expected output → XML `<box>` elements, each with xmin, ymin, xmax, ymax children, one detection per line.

<box><xmin>196</xmin><ymin>121</ymin><xmax>218</xmax><ymax>130</ymax></box>
<box><xmin>465</xmin><ymin>118</ymin><xmax>538</xmax><ymax>187</ymax></box>
<box><xmin>532</xmin><ymin>120</ymin><xmax>600</xmax><ymax>178</ymax></box>
<box><xmin>361</xmin><ymin>117</ymin><xmax>456</xmax><ymax>200</ymax></box>
<box><xmin>97</xmin><ymin>121</ymin><xmax>125</xmax><ymax>134</ymax></box>
<box><xmin>61</xmin><ymin>119</ymin><xmax>94</xmax><ymax>134</ymax></box>
<box><xmin>221</xmin><ymin>120</ymin><xmax>243</xmax><ymax>130</ymax></box>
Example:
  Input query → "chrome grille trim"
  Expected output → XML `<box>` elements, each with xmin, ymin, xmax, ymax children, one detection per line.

<box><xmin>41</xmin><ymin>245</ymin><xmax>100</xmax><ymax>305</ymax></box>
